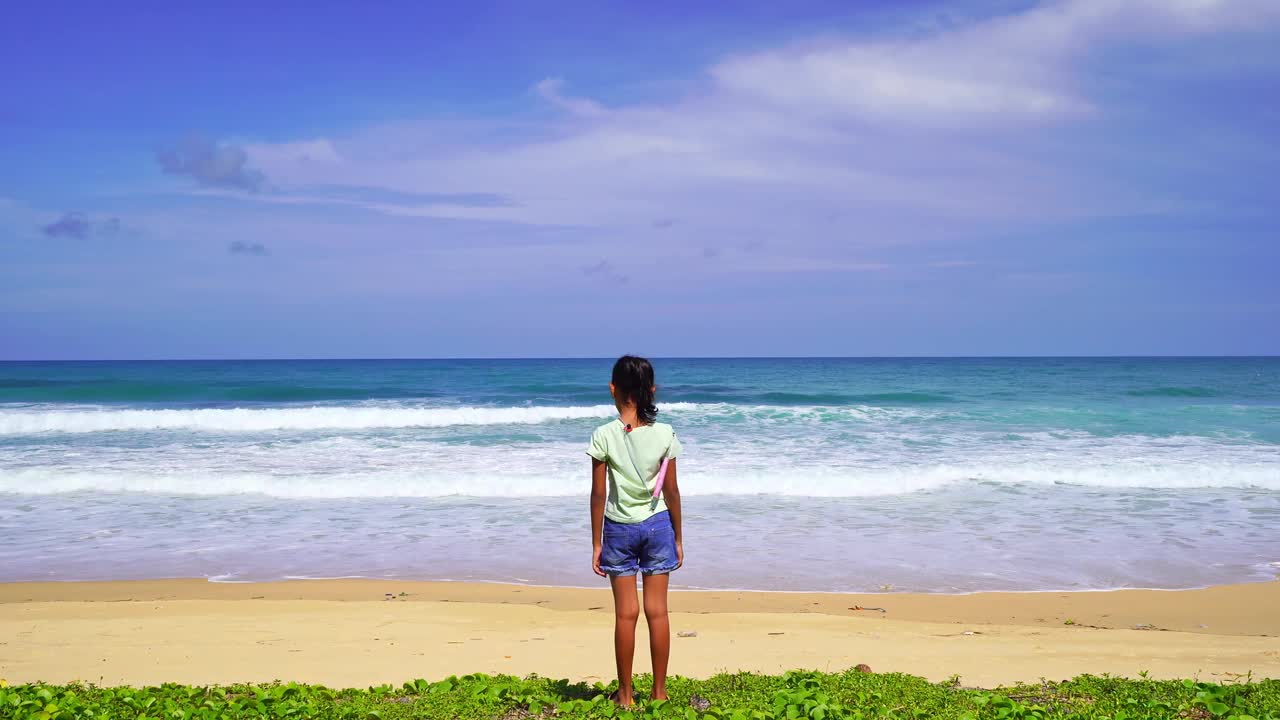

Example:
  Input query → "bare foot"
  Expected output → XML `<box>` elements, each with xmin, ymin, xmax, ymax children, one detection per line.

<box><xmin>609</xmin><ymin>689</ymin><xmax>634</xmax><ymax>708</ymax></box>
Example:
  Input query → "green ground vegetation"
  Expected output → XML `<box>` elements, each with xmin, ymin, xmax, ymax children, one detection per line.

<box><xmin>3</xmin><ymin>670</ymin><xmax>1278</xmax><ymax>720</ymax></box>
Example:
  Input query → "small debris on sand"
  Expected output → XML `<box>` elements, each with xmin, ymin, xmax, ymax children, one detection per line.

<box><xmin>855</xmin><ymin>664</ymin><xmax>872</xmax><ymax>673</ymax></box>
<box><xmin>677</xmin><ymin>631</ymin><xmax>698</xmax><ymax>638</ymax></box>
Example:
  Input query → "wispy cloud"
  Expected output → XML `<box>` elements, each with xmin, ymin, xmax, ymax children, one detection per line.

<box><xmin>99</xmin><ymin>216</ymin><xmax>121</xmax><ymax>236</ymax></box>
<box><xmin>228</xmin><ymin>241</ymin><xmax>270</xmax><ymax>256</ymax></box>
<box><xmin>158</xmin><ymin>135</ymin><xmax>266</xmax><ymax>192</ymax></box>
<box><xmin>534</xmin><ymin>77</ymin><xmax>607</xmax><ymax>117</ymax></box>
<box><xmin>582</xmin><ymin>259</ymin><xmax>629</xmax><ymax>284</ymax></box>
<box><xmin>41</xmin><ymin>212</ymin><xmax>122</xmax><ymax>239</ymax></box>
<box><xmin>301</xmin><ymin>185</ymin><xmax>514</xmax><ymax>208</ymax></box>
<box><xmin>177</xmin><ymin>181</ymin><xmax>519</xmax><ymax>222</ymax></box>
<box><xmin>41</xmin><ymin>211</ymin><xmax>91</xmax><ymax>239</ymax></box>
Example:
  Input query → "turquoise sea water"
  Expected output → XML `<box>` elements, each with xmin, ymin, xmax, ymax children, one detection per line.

<box><xmin>1</xmin><ymin>357</ymin><xmax>1277</xmax><ymax>592</ymax></box>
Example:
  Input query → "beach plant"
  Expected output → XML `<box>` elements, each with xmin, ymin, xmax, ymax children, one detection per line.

<box><xmin>1</xmin><ymin>671</ymin><xmax>1277</xmax><ymax>720</ymax></box>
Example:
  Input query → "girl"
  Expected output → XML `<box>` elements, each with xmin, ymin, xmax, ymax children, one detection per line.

<box><xmin>587</xmin><ymin>355</ymin><xmax>683</xmax><ymax>707</ymax></box>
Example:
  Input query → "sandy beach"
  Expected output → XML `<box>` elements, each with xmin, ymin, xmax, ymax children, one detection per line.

<box><xmin>2</xmin><ymin>579</ymin><xmax>1277</xmax><ymax>688</ymax></box>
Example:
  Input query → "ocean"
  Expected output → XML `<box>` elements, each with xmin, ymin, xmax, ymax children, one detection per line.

<box><xmin>1</xmin><ymin>357</ymin><xmax>1277</xmax><ymax>593</ymax></box>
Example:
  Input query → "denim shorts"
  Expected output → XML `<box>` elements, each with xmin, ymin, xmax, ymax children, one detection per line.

<box><xmin>600</xmin><ymin>511</ymin><xmax>679</xmax><ymax>577</ymax></box>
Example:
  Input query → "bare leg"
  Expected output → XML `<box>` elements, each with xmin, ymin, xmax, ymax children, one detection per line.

<box><xmin>610</xmin><ymin>574</ymin><xmax>640</xmax><ymax>707</ymax></box>
<box><xmin>642</xmin><ymin>572</ymin><xmax>671</xmax><ymax>700</ymax></box>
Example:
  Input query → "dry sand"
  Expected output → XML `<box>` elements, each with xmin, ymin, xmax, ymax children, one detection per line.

<box><xmin>2</xmin><ymin>579</ymin><xmax>1277</xmax><ymax>688</ymax></box>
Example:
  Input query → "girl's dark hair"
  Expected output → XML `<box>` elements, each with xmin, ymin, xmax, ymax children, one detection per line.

<box><xmin>612</xmin><ymin>355</ymin><xmax>658</xmax><ymax>424</ymax></box>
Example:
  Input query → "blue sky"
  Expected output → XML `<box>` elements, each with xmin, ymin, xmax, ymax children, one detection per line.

<box><xmin>2</xmin><ymin>0</ymin><xmax>1278</xmax><ymax>359</ymax></box>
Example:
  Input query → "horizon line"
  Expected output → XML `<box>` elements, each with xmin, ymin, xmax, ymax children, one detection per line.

<box><xmin>2</xmin><ymin>354</ymin><xmax>1278</xmax><ymax>363</ymax></box>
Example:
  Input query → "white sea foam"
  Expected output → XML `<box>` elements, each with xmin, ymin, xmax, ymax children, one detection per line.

<box><xmin>0</xmin><ymin>402</ymin><xmax>925</xmax><ymax>435</ymax></box>
<box><xmin>0</xmin><ymin>403</ymin><xmax>633</xmax><ymax>434</ymax></box>
<box><xmin>3</xmin><ymin>458</ymin><xmax>1277</xmax><ymax>498</ymax></box>
<box><xmin>3</xmin><ymin>393</ymin><xmax>1278</xmax><ymax>502</ymax></box>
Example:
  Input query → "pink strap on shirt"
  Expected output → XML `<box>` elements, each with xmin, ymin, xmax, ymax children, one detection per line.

<box><xmin>652</xmin><ymin>456</ymin><xmax>670</xmax><ymax>498</ymax></box>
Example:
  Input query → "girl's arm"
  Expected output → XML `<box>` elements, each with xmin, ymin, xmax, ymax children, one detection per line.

<box><xmin>590</xmin><ymin>458</ymin><xmax>607</xmax><ymax>577</ymax></box>
<box><xmin>664</xmin><ymin>459</ymin><xmax>683</xmax><ymax>568</ymax></box>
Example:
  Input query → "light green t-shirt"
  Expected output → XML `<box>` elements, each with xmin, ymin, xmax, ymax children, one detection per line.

<box><xmin>587</xmin><ymin>419</ymin><xmax>683</xmax><ymax>524</ymax></box>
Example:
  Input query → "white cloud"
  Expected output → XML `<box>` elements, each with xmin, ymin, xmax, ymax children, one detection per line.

<box><xmin>235</xmin><ymin>0</ymin><xmax>1278</xmax><ymax>240</ymax></box>
<box><xmin>712</xmin><ymin>0</ymin><xmax>1280</xmax><ymax>124</ymax></box>
<box><xmin>717</xmin><ymin>47</ymin><xmax>1085</xmax><ymax>121</ymax></box>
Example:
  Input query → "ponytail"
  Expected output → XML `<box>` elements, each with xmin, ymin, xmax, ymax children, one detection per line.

<box><xmin>612</xmin><ymin>355</ymin><xmax>658</xmax><ymax>424</ymax></box>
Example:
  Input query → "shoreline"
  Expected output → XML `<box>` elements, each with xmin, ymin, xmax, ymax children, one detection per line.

<box><xmin>2</xmin><ymin>578</ymin><xmax>1278</xmax><ymax>687</ymax></box>
<box><xmin>21</xmin><ymin>573</ymin><xmax>1280</xmax><ymax>595</ymax></box>
<box><xmin>3</xmin><ymin>577</ymin><xmax>1278</xmax><ymax>636</ymax></box>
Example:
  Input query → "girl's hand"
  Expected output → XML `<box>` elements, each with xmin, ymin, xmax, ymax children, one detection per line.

<box><xmin>676</xmin><ymin>541</ymin><xmax>684</xmax><ymax>570</ymax></box>
<box><xmin>592</xmin><ymin>545</ymin><xmax>606</xmax><ymax>577</ymax></box>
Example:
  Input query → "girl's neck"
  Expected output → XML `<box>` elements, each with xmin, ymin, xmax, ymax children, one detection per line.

<box><xmin>617</xmin><ymin>404</ymin><xmax>648</xmax><ymax>429</ymax></box>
